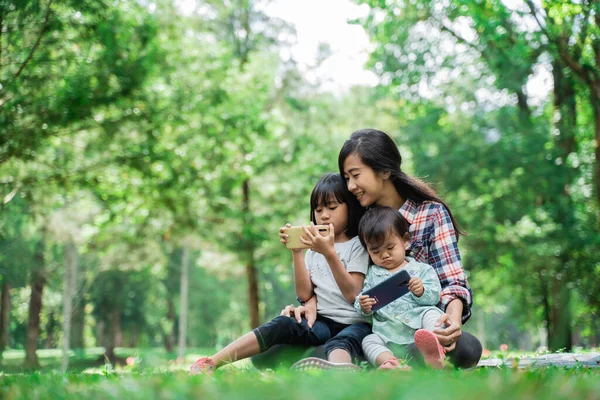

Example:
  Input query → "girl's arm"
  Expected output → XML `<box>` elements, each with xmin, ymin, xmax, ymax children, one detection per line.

<box><xmin>324</xmin><ymin>252</ymin><xmax>365</xmax><ymax>303</ymax></box>
<box><xmin>304</xmin><ymin>224</ymin><xmax>367</xmax><ymax>304</ymax></box>
<box><xmin>293</xmin><ymin>249</ymin><xmax>314</xmax><ymax>302</ymax></box>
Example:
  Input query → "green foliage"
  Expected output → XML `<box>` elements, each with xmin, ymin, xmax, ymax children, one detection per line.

<box><xmin>0</xmin><ymin>367</ymin><xmax>600</xmax><ymax>399</ymax></box>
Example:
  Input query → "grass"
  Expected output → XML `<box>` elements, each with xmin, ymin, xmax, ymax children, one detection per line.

<box><xmin>1</xmin><ymin>349</ymin><xmax>599</xmax><ymax>399</ymax></box>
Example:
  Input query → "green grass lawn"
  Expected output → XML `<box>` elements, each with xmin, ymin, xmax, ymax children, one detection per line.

<box><xmin>1</xmin><ymin>349</ymin><xmax>599</xmax><ymax>399</ymax></box>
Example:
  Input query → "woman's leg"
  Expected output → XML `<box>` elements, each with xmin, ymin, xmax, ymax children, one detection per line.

<box><xmin>446</xmin><ymin>331</ymin><xmax>482</xmax><ymax>368</ymax></box>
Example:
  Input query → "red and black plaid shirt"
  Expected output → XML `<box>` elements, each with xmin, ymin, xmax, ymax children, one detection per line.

<box><xmin>399</xmin><ymin>199</ymin><xmax>473</xmax><ymax>323</ymax></box>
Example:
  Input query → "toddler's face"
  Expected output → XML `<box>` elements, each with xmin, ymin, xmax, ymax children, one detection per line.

<box><xmin>367</xmin><ymin>232</ymin><xmax>409</xmax><ymax>270</ymax></box>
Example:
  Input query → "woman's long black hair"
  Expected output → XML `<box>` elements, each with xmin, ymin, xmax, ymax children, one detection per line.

<box><xmin>338</xmin><ymin>128</ymin><xmax>465</xmax><ymax>237</ymax></box>
<box><xmin>310</xmin><ymin>173</ymin><xmax>365</xmax><ymax>238</ymax></box>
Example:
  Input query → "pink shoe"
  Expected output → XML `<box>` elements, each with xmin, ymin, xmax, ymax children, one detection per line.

<box><xmin>189</xmin><ymin>357</ymin><xmax>216</xmax><ymax>375</ymax></box>
<box><xmin>414</xmin><ymin>329</ymin><xmax>445</xmax><ymax>369</ymax></box>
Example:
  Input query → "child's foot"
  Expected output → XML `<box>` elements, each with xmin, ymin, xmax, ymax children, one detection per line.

<box><xmin>189</xmin><ymin>357</ymin><xmax>216</xmax><ymax>375</ymax></box>
<box><xmin>290</xmin><ymin>357</ymin><xmax>361</xmax><ymax>372</ymax></box>
<box><xmin>378</xmin><ymin>357</ymin><xmax>411</xmax><ymax>370</ymax></box>
<box><xmin>414</xmin><ymin>329</ymin><xmax>445</xmax><ymax>369</ymax></box>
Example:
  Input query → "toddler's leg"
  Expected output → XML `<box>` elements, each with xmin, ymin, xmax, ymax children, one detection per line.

<box><xmin>421</xmin><ymin>309</ymin><xmax>443</xmax><ymax>331</ymax></box>
<box><xmin>362</xmin><ymin>333</ymin><xmax>395</xmax><ymax>367</ymax></box>
<box><xmin>414</xmin><ymin>309</ymin><xmax>446</xmax><ymax>369</ymax></box>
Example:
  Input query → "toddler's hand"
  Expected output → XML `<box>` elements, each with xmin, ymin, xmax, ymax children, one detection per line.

<box><xmin>409</xmin><ymin>277</ymin><xmax>424</xmax><ymax>297</ymax></box>
<box><xmin>359</xmin><ymin>295</ymin><xmax>376</xmax><ymax>313</ymax></box>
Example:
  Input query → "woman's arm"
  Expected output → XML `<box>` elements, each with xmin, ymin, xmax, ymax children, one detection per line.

<box><xmin>429</xmin><ymin>205</ymin><xmax>472</xmax><ymax>323</ymax></box>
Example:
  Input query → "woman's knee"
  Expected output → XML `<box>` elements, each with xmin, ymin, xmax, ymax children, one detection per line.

<box><xmin>449</xmin><ymin>331</ymin><xmax>482</xmax><ymax>368</ymax></box>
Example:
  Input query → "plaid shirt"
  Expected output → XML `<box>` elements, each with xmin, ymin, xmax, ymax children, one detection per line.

<box><xmin>399</xmin><ymin>199</ymin><xmax>473</xmax><ymax>323</ymax></box>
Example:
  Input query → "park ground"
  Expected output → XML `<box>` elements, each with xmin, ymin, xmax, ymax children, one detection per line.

<box><xmin>1</xmin><ymin>348</ymin><xmax>599</xmax><ymax>399</ymax></box>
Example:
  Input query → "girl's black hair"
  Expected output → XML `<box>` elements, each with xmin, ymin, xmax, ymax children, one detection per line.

<box><xmin>358</xmin><ymin>206</ymin><xmax>410</xmax><ymax>251</ymax></box>
<box><xmin>338</xmin><ymin>128</ymin><xmax>465</xmax><ymax>238</ymax></box>
<box><xmin>310</xmin><ymin>173</ymin><xmax>365</xmax><ymax>238</ymax></box>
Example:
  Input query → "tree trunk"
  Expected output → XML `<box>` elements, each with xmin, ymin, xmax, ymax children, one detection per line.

<box><xmin>62</xmin><ymin>241</ymin><xmax>78</xmax><ymax>371</ymax></box>
<box><xmin>548</xmin><ymin>276</ymin><xmax>572</xmax><ymax>352</ymax></box>
<box><xmin>24</xmin><ymin>239</ymin><xmax>45</xmax><ymax>369</ymax></box>
<box><xmin>243</xmin><ymin>179</ymin><xmax>260</xmax><ymax>329</ymax></box>
<box><xmin>177</xmin><ymin>245</ymin><xmax>189</xmax><ymax>359</ymax></box>
<box><xmin>70</xmin><ymin>291</ymin><xmax>85</xmax><ymax>357</ymax></box>
<box><xmin>0</xmin><ymin>282</ymin><xmax>11</xmax><ymax>362</ymax></box>
<box><xmin>591</xmin><ymin>91</ymin><xmax>600</xmax><ymax>222</ymax></box>
<box><xmin>45</xmin><ymin>312</ymin><xmax>56</xmax><ymax>349</ymax></box>
<box><xmin>104</xmin><ymin>310</ymin><xmax>120</xmax><ymax>365</ymax></box>
<box><xmin>164</xmin><ymin>296</ymin><xmax>176</xmax><ymax>353</ymax></box>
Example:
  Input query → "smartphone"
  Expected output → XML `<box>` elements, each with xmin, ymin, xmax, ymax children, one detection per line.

<box><xmin>283</xmin><ymin>225</ymin><xmax>330</xmax><ymax>249</ymax></box>
<box><xmin>363</xmin><ymin>269</ymin><xmax>411</xmax><ymax>312</ymax></box>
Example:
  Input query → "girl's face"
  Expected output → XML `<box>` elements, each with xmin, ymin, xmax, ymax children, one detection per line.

<box><xmin>342</xmin><ymin>152</ymin><xmax>387</xmax><ymax>208</ymax></box>
<box><xmin>366</xmin><ymin>231</ymin><xmax>410</xmax><ymax>271</ymax></box>
<box><xmin>314</xmin><ymin>196</ymin><xmax>348</xmax><ymax>237</ymax></box>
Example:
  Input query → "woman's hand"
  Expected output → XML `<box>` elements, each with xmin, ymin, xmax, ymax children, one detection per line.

<box><xmin>300</xmin><ymin>222</ymin><xmax>335</xmax><ymax>256</ymax></box>
<box><xmin>432</xmin><ymin>313</ymin><xmax>462</xmax><ymax>352</ymax></box>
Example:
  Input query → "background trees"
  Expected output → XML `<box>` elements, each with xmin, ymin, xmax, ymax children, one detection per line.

<box><xmin>1</xmin><ymin>0</ymin><xmax>598</xmax><ymax>368</ymax></box>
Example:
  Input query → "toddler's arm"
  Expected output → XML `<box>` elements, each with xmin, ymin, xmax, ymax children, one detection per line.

<box><xmin>412</xmin><ymin>264</ymin><xmax>442</xmax><ymax>306</ymax></box>
<box><xmin>354</xmin><ymin>294</ymin><xmax>375</xmax><ymax>316</ymax></box>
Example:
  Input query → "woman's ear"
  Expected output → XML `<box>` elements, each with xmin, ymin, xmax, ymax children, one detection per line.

<box><xmin>379</xmin><ymin>170</ymin><xmax>391</xmax><ymax>180</ymax></box>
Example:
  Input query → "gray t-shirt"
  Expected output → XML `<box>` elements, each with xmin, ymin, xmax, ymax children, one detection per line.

<box><xmin>305</xmin><ymin>236</ymin><xmax>371</xmax><ymax>325</ymax></box>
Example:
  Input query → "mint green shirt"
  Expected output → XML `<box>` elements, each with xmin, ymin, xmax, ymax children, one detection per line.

<box><xmin>354</xmin><ymin>257</ymin><xmax>442</xmax><ymax>345</ymax></box>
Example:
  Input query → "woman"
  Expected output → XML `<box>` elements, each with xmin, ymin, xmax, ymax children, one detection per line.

<box><xmin>337</xmin><ymin>128</ymin><xmax>481</xmax><ymax>368</ymax></box>
<box><xmin>255</xmin><ymin>128</ymin><xmax>481</xmax><ymax>369</ymax></box>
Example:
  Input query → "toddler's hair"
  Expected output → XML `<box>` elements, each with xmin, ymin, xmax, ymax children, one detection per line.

<box><xmin>358</xmin><ymin>206</ymin><xmax>410</xmax><ymax>250</ymax></box>
<box><xmin>310</xmin><ymin>173</ymin><xmax>365</xmax><ymax>237</ymax></box>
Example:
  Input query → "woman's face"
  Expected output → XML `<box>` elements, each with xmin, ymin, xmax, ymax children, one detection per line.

<box><xmin>342</xmin><ymin>152</ymin><xmax>387</xmax><ymax>207</ymax></box>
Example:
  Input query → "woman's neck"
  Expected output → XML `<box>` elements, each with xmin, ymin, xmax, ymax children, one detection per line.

<box><xmin>375</xmin><ymin>180</ymin><xmax>406</xmax><ymax>210</ymax></box>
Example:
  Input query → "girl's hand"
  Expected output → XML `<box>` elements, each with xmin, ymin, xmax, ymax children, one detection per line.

<box><xmin>300</xmin><ymin>222</ymin><xmax>335</xmax><ymax>256</ymax></box>
<box><xmin>433</xmin><ymin>314</ymin><xmax>462</xmax><ymax>352</ymax></box>
<box><xmin>358</xmin><ymin>295</ymin><xmax>376</xmax><ymax>313</ymax></box>
<box><xmin>280</xmin><ymin>298</ymin><xmax>317</xmax><ymax>328</ymax></box>
<box><xmin>279</xmin><ymin>223</ymin><xmax>302</xmax><ymax>253</ymax></box>
<box><xmin>409</xmin><ymin>277</ymin><xmax>424</xmax><ymax>297</ymax></box>
<box><xmin>279</xmin><ymin>223</ymin><xmax>291</xmax><ymax>245</ymax></box>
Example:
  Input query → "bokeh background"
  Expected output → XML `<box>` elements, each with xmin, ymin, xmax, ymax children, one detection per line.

<box><xmin>1</xmin><ymin>0</ymin><xmax>599</xmax><ymax>369</ymax></box>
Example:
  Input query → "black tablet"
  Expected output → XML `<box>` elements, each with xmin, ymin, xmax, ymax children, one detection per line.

<box><xmin>363</xmin><ymin>269</ymin><xmax>411</xmax><ymax>312</ymax></box>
